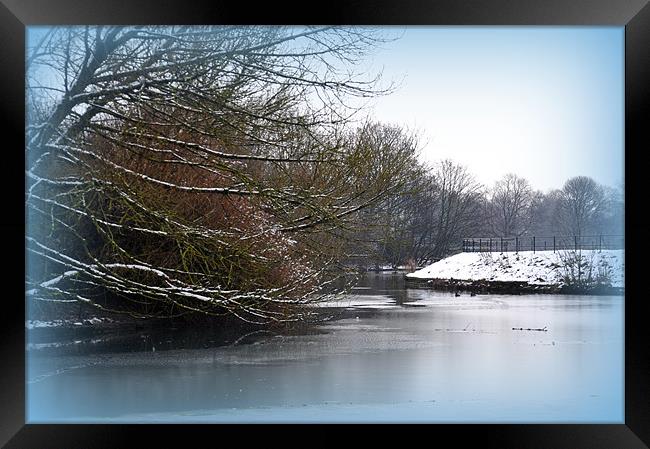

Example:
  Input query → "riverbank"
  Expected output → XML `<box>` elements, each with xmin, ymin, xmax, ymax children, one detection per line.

<box><xmin>405</xmin><ymin>250</ymin><xmax>624</xmax><ymax>295</ymax></box>
<box><xmin>27</xmin><ymin>249</ymin><xmax>624</xmax><ymax>334</ymax></box>
<box><xmin>26</xmin><ymin>298</ymin><xmax>331</xmax><ymax>345</ymax></box>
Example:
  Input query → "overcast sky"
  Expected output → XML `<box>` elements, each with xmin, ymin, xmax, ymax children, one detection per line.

<box><xmin>27</xmin><ymin>26</ymin><xmax>624</xmax><ymax>193</ymax></box>
<box><xmin>361</xmin><ymin>26</ymin><xmax>624</xmax><ymax>193</ymax></box>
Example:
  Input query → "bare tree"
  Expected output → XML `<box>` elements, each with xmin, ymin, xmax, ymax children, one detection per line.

<box><xmin>366</xmin><ymin>160</ymin><xmax>484</xmax><ymax>265</ymax></box>
<box><xmin>369</xmin><ymin>172</ymin><xmax>430</xmax><ymax>267</ymax></box>
<box><xmin>26</xmin><ymin>26</ymin><xmax>418</xmax><ymax>324</ymax></box>
<box><xmin>428</xmin><ymin>160</ymin><xmax>483</xmax><ymax>259</ymax></box>
<box><xmin>487</xmin><ymin>173</ymin><xmax>533</xmax><ymax>237</ymax></box>
<box><xmin>597</xmin><ymin>185</ymin><xmax>624</xmax><ymax>235</ymax></box>
<box><xmin>527</xmin><ymin>189</ymin><xmax>561</xmax><ymax>236</ymax></box>
<box><xmin>336</xmin><ymin>122</ymin><xmax>425</xmax><ymax>268</ymax></box>
<box><xmin>557</xmin><ymin>176</ymin><xmax>607</xmax><ymax>237</ymax></box>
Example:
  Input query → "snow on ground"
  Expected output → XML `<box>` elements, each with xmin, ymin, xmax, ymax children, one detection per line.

<box><xmin>26</xmin><ymin>317</ymin><xmax>115</xmax><ymax>329</ymax></box>
<box><xmin>407</xmin><ymin>250</ymin><xmax>624</xmax><ymax>288</ymax></box>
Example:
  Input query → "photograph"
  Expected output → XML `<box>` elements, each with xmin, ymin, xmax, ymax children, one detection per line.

<box><xmin>24</xmin><ymin>24</ymin><xmax>626</xmax><ymax>424</ymax></box>
<box><xmin>2</xmin><ymin>0</ymin><xmax>648</xmax><ymax>446</ymax></box>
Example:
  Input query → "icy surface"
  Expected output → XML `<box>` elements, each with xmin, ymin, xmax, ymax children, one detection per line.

<box><xmin>27</xmin><ymin>273</ymin><xmax>624</xmax><ymax>423</ymax></box>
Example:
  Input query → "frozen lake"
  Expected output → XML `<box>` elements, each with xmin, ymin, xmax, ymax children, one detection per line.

<box><xmin>26</xmin><ymin>272</ymin><xmax>624</xmax><ymax>423</ymax></box>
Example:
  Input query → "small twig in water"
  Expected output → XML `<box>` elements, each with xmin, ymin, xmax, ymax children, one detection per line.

<box><xmin>229</xmin><ymin>329</ymin><xmax>276</xmax><ymax>346</ymax></box>
<box><xmin>512</xmin><ymin>326</ymin><xmax>548</xmax><ymax>332</ymax></box>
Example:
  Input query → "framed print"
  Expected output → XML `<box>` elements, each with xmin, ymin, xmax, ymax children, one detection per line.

<box><xmin>2</xmin><ymin>0</ymin><xmax>648</xmax><ymax>447</ymax></box>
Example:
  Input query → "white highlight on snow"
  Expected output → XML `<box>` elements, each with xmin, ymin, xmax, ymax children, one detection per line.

<box><xmin>407</xmin><ymin>250</ymin><xmax>624</xmax><ymax>288</ymax></box>
<box><xmin>25</xmin><ymin>317</ymin><xmax>115</xmax><ymax>329</ymax></box>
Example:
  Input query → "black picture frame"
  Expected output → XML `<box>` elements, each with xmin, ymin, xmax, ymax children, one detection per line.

<box><xmin>2</xmin><ymin>0</ymin><xmax>648</xmax><ymax>447</ymax></box>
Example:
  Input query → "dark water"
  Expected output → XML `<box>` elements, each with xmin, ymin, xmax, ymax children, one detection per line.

<box><xmin>27</xmin><ymin>272</ymin><xmax>624</xmax><ymax>423</ymax></box>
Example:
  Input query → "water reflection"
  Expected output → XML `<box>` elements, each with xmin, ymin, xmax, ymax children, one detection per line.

<box><xmin>27</xmin><ymin>272</ymin><xmax>624</xmax><ymax>423</ymax></box>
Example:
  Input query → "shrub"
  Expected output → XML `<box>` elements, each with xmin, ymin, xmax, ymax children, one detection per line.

<box><xmin>556</xmin><ymin>250</ymin><xmax>612</xmax><ymax>291</ymax></box>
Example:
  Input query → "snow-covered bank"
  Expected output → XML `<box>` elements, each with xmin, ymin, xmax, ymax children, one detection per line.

<box><xmin>406</xmin><ymin>250</ymin><xmax>624</xmax><ymax>289</ymax></box>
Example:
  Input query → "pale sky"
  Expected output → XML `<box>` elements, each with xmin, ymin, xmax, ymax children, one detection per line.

<box><xmin>28</xmin><ymin>26</ymin><xmax>624</xmax><ymax>193</ymax></box>
<box><xmin>361</xmin><ymin>26</ymin><xmax>624</xmax><ymax>193</ymax></box>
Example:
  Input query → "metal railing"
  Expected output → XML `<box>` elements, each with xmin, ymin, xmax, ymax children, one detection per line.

<box><xmin>461</xmin><ymin>235</ymin><xmax>624</xmax><ymax>253</ymax></box>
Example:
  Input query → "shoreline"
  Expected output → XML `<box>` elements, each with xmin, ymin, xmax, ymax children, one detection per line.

<box><xmin>404</xmin><ymin>276</ymin><xmax>624</xmax><ymax>296</ymax></box>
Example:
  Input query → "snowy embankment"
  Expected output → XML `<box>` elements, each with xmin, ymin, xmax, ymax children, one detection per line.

<box><xmin>406</xmin><ymin>250</ymin><xmax>624</xmax><ymax>289</ymax></box>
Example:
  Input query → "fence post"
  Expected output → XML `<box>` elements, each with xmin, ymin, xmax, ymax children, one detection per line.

<box><xmin>599</xmin><ymin>235</ymin><xmax>602</xmax><ymax>252</ymax></box>
<box><xmin>516</xmin><ymin>237</ymin><xmax>519</xmax><ymax>254</ymax></box>
<box><xmin>489</xmin><ymin>238</ymin><xmax>492</xmax><ymax>253</ymax></box>
<box><xmin>472</xmin><ymin>239</ymin><xmax>475</xmax><ymax>252</ymax></box>
<box><xmin>574</xmin><ymin>235</ymin><xmax>577</xmax><ymax>251</ymax></box>
<box><xmin>479</xmin><ymin>238</ymin><xmax>482</xmax><ymax>252</ymax></box>
<box><xmin>533</xmin><ymin>236</ymin><xmax>535</xmax><ymax>254</ymax></box>
<box><xmin>553</xmin><ymin>236</ymin><xmax>556</xmax><ymax>253</ymax></box>
<box><xmin>544</xmin><ymin>240</ymin><xmax>546</xmax><ymax>251</ymax></box>
<box><xmin>500</xmin><ymin>237</ymin><xmax>503</xmax><ymax>252</ymax></box>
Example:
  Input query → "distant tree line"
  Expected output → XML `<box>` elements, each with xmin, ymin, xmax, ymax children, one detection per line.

<box><xmin>362</xmin><ymin>169</ymin><xmax>624</xmax><ymax>268</ymax></box>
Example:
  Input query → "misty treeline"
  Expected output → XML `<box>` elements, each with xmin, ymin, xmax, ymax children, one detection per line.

<box><xmin>26</xmin><ymin>25</ymin><xmax>426</xmax><ymax>324</ymax></box>
<box><xmin>366</xmin><ymin>170</ymin><xmax>624</xmax><ymax>268</ymax></box>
